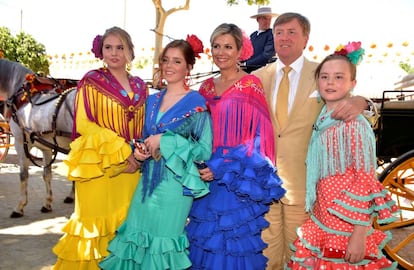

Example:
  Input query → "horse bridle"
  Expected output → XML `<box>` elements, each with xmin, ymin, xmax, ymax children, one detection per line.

<box><xmin>7</xmin><ymin>78</ymin><xmax>76</xmax><ymax>168</ymax></box>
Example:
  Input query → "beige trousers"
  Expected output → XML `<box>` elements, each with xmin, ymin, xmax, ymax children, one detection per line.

<box><xmin>262</xmin><ymin>202</ymin><xmax>309</xmax><ymax>270</ymax></box>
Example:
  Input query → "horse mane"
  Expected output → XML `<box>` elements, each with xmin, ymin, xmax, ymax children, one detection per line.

<box><xmin>0</xmin><ymin>59</ymin><xmax>33</xmax><ymax>99</ymax></box>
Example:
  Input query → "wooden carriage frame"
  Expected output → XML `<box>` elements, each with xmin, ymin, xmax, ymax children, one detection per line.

<box><xmin>373</xmin><ymin>90</ymin><xmax>414</xmax><ymax>270</ymax></box>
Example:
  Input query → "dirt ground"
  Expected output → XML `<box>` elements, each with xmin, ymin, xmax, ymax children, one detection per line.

<box><xmin>0</xmin><ymin>146</ymin><xmax>73</xmax><ymax>270</ymax></box>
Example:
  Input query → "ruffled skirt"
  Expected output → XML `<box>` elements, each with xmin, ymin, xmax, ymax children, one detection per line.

<box><xmin>286</xmin><ymin>221</ymin><xmax>398</xmax><ymax>269</ymax></box>
<box><xmin>52</xmin><ymin>129</ymin><xmax>139</xmax><ymax>270</ymax></box>
<box><xmin>186</xmin><ymin>145</ymin><xmax>285</xmax><ymax>270</ymax></box>
<box><xmin>99</xmin><ymin>170</ymin><xmax>197</xmax><ymax>270</ymax></box>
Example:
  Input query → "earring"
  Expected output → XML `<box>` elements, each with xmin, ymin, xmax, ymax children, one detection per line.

<box><xmin>103</xmin><ymin>61</ymin><xmax>108</xmax><ymax>69</ymax></box>
<box><xmin>157</xmin><ymin>76</ymin><xmax>164</xmax><ymax>89</ymax></box>
<box><xmin>126</xmin><ymin>62</ymin><xmax>132</xmax><ymax>72</ymax></box>
<box><xmin>184</xmin><ymin>71</ymin><xmax>191</xmax><ymax>91</ymax></box>
<box><xmin>317</xmin><ymin>91</ymin><xmax>322</xmax><ymax>103</ymax></box>
<box><xmin>236</xmin><ymin>60</ymin><xmax>241</xmax><ymax>72</ymax></box>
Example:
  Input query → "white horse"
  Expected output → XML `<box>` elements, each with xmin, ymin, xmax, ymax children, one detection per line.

<box><xmin>0</xmin><ymin>59</ymin><xmax>76</xmax><ymax>218</ymax></box>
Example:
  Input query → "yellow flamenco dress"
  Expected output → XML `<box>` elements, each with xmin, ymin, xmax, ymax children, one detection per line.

<box><xmin>52</xmin><ymin>69</ymin><xmax>147</xmax><ymax>270</ymax></box>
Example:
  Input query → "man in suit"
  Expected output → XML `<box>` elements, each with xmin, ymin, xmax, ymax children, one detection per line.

<box><xmin>244</xmin><ymin>7</ymin><xmax>278</xmax><ymax>73</ymax></box>
<box><xmin>253</xmin><ymin>12</ymin><xmax>372</xmax><ymax>270</ymax></box>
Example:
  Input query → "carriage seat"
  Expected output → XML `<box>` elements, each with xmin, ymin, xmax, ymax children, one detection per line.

<box><xmin>382</xmin><ymin>99</ymin><xmax>414</xmax><ymax>110</ymax></box>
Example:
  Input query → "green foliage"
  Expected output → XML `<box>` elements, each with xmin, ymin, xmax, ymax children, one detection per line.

<box><xmin>226</xmin><ymin>0</ymin><xmax>270</xmax><ymax>5</ymax></box>
<box><xmin>0</xmin><ymin>27</ymin><xmax>50</xmax><ymax>75</ymax></box>
<box><xmin>399</xmin><ymin>61</ymin><xmax>414</xmax><ymax>74</ymax></box>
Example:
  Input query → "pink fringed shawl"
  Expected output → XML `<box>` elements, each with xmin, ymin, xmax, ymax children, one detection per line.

<box><xmin>199</xmin><ymin>74</ymin><xmax>275</xmax><ymax>163</ymax></box>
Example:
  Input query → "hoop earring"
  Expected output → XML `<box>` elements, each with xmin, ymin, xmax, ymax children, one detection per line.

<box><xmin>184</xmin><ymin>72</ymin><xmax>191</xmax><ymax>91</ymax></box>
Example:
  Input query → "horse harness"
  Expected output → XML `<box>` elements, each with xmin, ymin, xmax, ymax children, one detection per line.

<box><xmin>7</xmin><ymin>74</ymin><xmax>78</xmax><ymax>167</ymax></box>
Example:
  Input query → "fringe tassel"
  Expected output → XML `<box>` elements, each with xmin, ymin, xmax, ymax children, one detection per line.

<box><xmin>306</xmin><ymin>115</ymin><xmax>376</xmax><ymax>211</ymax></box>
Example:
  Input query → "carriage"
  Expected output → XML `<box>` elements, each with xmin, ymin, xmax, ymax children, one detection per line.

<box><xmin>0</xmin><ymin>96</ymin><xmax>11</xmax><ymax>162</ymax></box>
<box><xmin>373</xmin><ymin>89</ymin><xmax>414</xmax><ymax>269</ymax></box>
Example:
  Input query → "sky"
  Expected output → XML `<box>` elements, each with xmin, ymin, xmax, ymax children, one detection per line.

<box><xmin>1</xmin><ymin>0</ymin><xmax>414</xmax><ymax>96</ymax></box>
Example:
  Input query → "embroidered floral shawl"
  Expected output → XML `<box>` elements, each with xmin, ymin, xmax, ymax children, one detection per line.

<box><xmin>141</xmin><ymin>90</ymin><xmax>210</xmax><ymax>198</ymax></box>
<box><xmin>72</xmin><ymin>68</ymin><xmax>147</xmax><ymax>141</ymax></box>
<box><xmin>199</xmin><ymin>74</ymin><xmax>275</xmax><ymax>163</ymax></box>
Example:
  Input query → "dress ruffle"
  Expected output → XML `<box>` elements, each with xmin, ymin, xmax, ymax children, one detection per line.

<box><xmin>287</xmin><ymin>171</ymin><xmax>399</xmax><ymax>270</ymax></box>
<box><xmin>99</xmin><ymin>224</ymin><xmax>191</xmax><ymax>270</ymax></box>
<box><xmin>287</xmin><ymin>235</ymin><xmax>397</xmax><ymax>270</ymax></box>
<box><xmin>64</xmin><ymin>128</ymin><xmax>131</xmax><ymax>181</ymax></box>
<box><xmin>52</xmin><ymin>204</ymin><xmax>130</xmax><ymax>269</ymax></box>
<box><xmin>330</xmin><ymin>179</ymin><xmax>399</xmax><ymax>225</ymax></box>
<box><xmin>162</xmin><ymin>130</ymin><xmax>210</xmax><ymax>198</ymax></box>
<box><xmin>207</xmin><ymin>144</ymin><xmax>285</xmax><ymax>203</ymax></box>
<box><xmin>187</xmin><ymin>144</ymin><xmax>285</xmax><ymax>270</ymax></box>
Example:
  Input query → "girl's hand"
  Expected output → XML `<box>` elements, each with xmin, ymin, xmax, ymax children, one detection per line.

<box><xmin>345</xmin><ymin>225</ymin><xmax>367</xmax><ymax>263</ymax></box>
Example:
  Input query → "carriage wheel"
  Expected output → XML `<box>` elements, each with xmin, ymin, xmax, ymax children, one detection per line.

<box><xmin>0</xmin><ymin>113</ymin><xmax>11</xmax><ymax>162</ymax></box>
<box><xmin>374</xmin><ymin>150</ymin><xmax>414</xmax><ymax>269</ymax></box>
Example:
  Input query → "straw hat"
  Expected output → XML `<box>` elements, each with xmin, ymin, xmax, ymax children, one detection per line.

<box><xmin>250</xmin><ymin>7</ymin><xmax>278</xmax><ymax>18</ymax></box>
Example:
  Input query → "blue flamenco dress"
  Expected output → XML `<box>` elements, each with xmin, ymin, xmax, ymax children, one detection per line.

<box><xmin>186</xmin><ymin>75</ymin><xmax>286</xmax><ymax>270</ymax></box>
<box><xmin>99</xmin><ymin>90</ymin><xmax>213</xmax><ymax>270</ymax></box>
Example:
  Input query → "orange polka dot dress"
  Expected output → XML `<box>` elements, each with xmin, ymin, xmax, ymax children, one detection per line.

<box><xmin>286</xmin><ymin>111</ymin><xmax>399</xmax><ymax>269</ymax></box>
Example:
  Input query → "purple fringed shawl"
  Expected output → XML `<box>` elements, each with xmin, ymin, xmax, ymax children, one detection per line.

<box><xmin>199</xmin><ymin>74</ymin><xmax>275</xmax><ymax>163</ymax></box>
<box><xmin>72</xmin><ymin>68</ymin><xmax>147</xmax><ymax>141</ymax></box>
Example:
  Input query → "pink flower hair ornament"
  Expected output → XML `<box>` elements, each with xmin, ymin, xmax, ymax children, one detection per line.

<box><xmin>239</xmin><ymin>30</ymin><xmax>254</xmax><ymax>62</ymax></box>
<box><xmin>186</xmin><ymin>34</ymin><xmax>204</xmax><ymax>58</ymax></box>
<box><xmin>91</xmin><ymin>35</ymin><xmax>103</xmax><ymax>60</ymax></box>
<box><xmin>334</xmin><ymin>41</ymin><xmax>365</xmax><ymax>65</ymax></box>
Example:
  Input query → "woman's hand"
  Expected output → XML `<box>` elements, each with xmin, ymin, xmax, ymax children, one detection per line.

<box><xmin>133</xmin><ymin>144</ymin><xmax>151</xmax><ymax>162</ymax></box>
<box><xmin>198</xmin><ymin>167</ymin><xmax>215</xmax><ymax>182</ymax></box>
<box><xmin>144</xmin><ymin>134</ymin><xmax>162</xmax><ymax>160</ymax></box>
<box><xmin>123</xmin><ymin>154</ymin><xmax>140</xmax><ymax>173</ymax></box>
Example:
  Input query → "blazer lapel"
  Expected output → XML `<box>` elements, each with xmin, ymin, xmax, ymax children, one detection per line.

<box><xmin>289</xmin><ymin>59</ymin><xmax>318</xmax><ymax>118</ymax></box>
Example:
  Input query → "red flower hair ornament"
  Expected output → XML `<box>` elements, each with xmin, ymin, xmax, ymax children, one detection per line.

<box><xmin>91</xmin><ymin>35</ymin><xmax>103</xmax><ymax>60</ymax></box>
<box><xmin>186</xmin><ymin>34</ymin><xmax>204</xmax><ymax>58</ymax></box>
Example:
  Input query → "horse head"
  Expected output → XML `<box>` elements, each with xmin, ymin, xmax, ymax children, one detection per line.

<box><xmin>0</xmin><ymin>59</ymin><xmax>33</xmax><ymax>100</ymax></box>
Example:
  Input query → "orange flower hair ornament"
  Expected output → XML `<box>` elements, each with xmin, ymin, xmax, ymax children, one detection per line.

<box><xmin>186</xmin><ymin>34</ymin><xmax>204</xmax><ymax>58</ymax></box>
<box><xmin>239</xmin><ymin>31</ymin><xmax>254</xmax><ymax>61</ymax></box>
<box><xmin>334</xmin><ymin>41</ymin><xmax>365</xmax><ymax>65</ymax></box>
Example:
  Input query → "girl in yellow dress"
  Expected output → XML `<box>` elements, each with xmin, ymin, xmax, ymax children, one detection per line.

<box><xmin>52</xmin><ymin>26</ymin><xmax>148</xmax><ymax>270</ymax></box>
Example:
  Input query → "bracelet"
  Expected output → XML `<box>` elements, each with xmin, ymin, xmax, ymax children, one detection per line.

<box><xmin>134</xmin><ymin>157</ymin><xmax>143</xmax><ymax>164</ymax></box>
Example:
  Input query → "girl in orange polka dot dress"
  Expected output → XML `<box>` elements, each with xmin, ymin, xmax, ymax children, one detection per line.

<box><xmin>286</xmin><ymin>42</ymin><xmax>399</xmax><ymax>270</ymax></box>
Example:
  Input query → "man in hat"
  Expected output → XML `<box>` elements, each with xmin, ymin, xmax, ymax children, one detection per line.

<box><xmin>243</xmin><ymin>7</ymin><xmax>278</xmax><ymax>73</ymax></box>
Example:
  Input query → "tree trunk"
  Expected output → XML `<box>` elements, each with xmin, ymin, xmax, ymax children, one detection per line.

<box><xmin>151</xmin><ymin>0</ymin><xmax>190</xmax><ymax>88</ymax></box>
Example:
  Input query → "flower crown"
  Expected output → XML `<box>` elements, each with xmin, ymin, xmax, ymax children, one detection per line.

<box><xmin>333</xmin><ymin>41</ymin><xmax>364</xmax><ymax>65</ymax></box>
<box><xmin>91</xmin><ymin>35</ymin><xmax>103</xmax><ymax>60</ymax></box>
<box><xmin>240</xmin><ymin>30</ymin><xmax>253</xmax><ymax>61</ymax></box>
<box><xmin>186</xmin><ymin>34</ymin><xmax>204</xmax><ymax>58</ymax></box>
